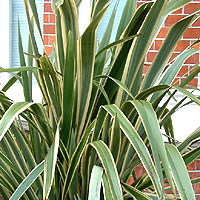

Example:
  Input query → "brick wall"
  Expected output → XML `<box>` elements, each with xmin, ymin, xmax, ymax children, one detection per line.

<box><xmin>43</xmin><ymin>0</ymin><xmax>55</xmax><ymax>55</ymax></box>
<box><xmin>138</xmin><ymin>0</ymin><xmax>200</xmax><ymax>87</ymax></box>
<box><xmin>43</xmin><ymin>1</ymin><xmax>200</xmax><ymax>197</ymax></box>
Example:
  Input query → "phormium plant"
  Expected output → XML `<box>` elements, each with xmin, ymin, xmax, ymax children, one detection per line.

<box><xmin>0</xmin><ymin>0</ymin><xmax>200</xmax><ymax>199</ymax></box>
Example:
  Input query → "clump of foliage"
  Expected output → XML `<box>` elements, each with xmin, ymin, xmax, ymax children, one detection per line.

<box><xmin>0</xmin><ymin>0</ymin><xmax>200</xmax><ymax>199</ymax></box>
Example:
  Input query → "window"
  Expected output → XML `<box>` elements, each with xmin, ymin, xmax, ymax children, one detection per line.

<box><xmin>0</xmin><ymin>0</ymin><xmax>10</xmax><ymax>86</ymax></box>
<box><xmin>10</xmin><ymin>0</ymin><xmax>43</xmax><ymax>69</ymax></box>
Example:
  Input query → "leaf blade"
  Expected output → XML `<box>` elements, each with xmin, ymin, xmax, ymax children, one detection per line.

<box><xmin>166</xmin><ymin>144</ymin><xmax>195</xmax><ymax>200</ymax></box>
<box><xmin>10</xmin><ymin>161</ymin><xmax>44</xmax><ymax>200</ymax></box>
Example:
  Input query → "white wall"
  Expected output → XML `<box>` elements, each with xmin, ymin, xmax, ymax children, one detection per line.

<box><xmin>166</xmin><ymin>91</ymin><xmax>200</xmax><ymax>142</ymax></box>
<box><xmin>78</xmin><ymin>0</ymin><xmax>90</xmax><ymax>35</ymax></box>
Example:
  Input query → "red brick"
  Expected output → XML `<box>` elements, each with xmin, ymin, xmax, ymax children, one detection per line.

<box><xmin>44</xmin><ymin>3</ymin><xmax>53</xmax><ymax>13</ymax></box>
<box><xmin>177</xmin><ymin>66</ymin><xmax>189</xmax><ymax>77</ymax></box>
<box><xmin>196</xmin><ymin>183</ymin><xmax>200</xmax><ymax>194</ymax></box>
<box><xmin>165</xmin><ymin>189</ymin><xmax>173</xmax><ymax>194</ymax></box>
<box><xmin>50</xmin><ymin>14</ymin><xmax>56</xmax><ymax>23</ymax></box>
<box><xmin>49</xmin><ymin>36</ymin><xmax>56</xmax><ymax>45</ymax></box>
<box><xmin>196</xmin><ymin>160</ymin><xmax>200</xmax><ymax>170</ymax></box>
<box><xmin>45</xmin><ymin>46</ymin><xmax>52</xmax><ymax>55</ymax></box>
<box><xmin>187</xmin><ymin>161</ymin><xmax>196</xmax><ymax>171</ymax></box>
<box><xmin>175</xmin><ymin>40</ymin><xmax>190</xmax><ymax>52</ymax></box>
<box><xmin>43</xmin><ymin>25</ymin><xmax>56</xmax><ymax>34</ymax></box>
<box><xmin>192</xmin><ymin>17</ymin><xmax>200</xmax><ymax>27</ymax></box>
<box><xmin>137</xmin><ymin>2</ymin><xmax>143</xmax><ymax>8</ymax></box>
<box><xmin>165</xmin><ymin>15</ymin><xmax>186</xmax><ymax>27</ymax></box>
<box><xmin>184</xmin><ymin>3</ymin><xmax>200</xmax><ymax>14</ymax></box>
<box><xmin>172</xmin><ymin>8</ymin><xmax>183</xmax><ymax>14</ymax></box>
<box><xmin>196</xmin><ymin>195</ymin><xmax>200</xmax><ymax>200</ymax></box>
<box><xmin>127</xmin><ymin>176</ymin><xmax>134</xmax><ymax>185</ymax></box>
<box><xmin>143</xmin><ymin>64</ymin><xmax>150</xmax><ymax>74</ymax></box>
<box><xmin>43</xmin><ymin>14</ymin><xmax>49</xmax><ymax>23</ymax></box>
<box><xmin>157</xmin><ymin>27</ymin><xmax>170</xmax><ymax>38</ymax></box>
<box><xmin>147</xmin><ymin>52</ymin><xmax>157</xmax><ymax>63</ymax></box>
<box><xmin>185</xmin><ymin>53</ymin><xmax>199</xmax><ymax>64</ymax></box>
<box><xmin>155</xmin><ymin>40</ymin><xmax>163</xmax><ymax>50</ymax></box>
<box><xmin>43</xmin><ymin>35</ymin><xmax>49</xmax><ymax>45</ymax></box>
<box><xmin>184</xmin><ymin>28</ymin><xmax>200</xmax><ymax>39</ymax></box>
<box><xmin>187</xmin><ymin>78</ymin><xmax>198</xmax><ymax>87</ymax></box>
<box><xmin>150</xmin><ymin>42</ymin><xmax>155</xmax><ymax>50</ymax></box>
<box><xmin>163</xmin><ymin>180</ymin><xmax>174</xmax><ymax>194</ymax></box>
<box><xmin>134</xmin><ymin>166</ymin><xmax>144</xmax><ymax>178</ymax></box>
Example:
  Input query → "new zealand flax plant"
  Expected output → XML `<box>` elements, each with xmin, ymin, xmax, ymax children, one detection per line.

<box><xmin>0</xmin><ymin>0</ymin><xmax>200</xmax><ymax>199</ymax></box>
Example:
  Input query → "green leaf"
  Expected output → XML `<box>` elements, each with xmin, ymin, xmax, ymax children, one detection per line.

<box><xmin>129</xmin><ymin>100</ymin><xmax>175</xmax><ymax>195</ymax></box>
<box><xmin>0</xmin><ymin>102</ymin><xmax>35</xmax><ymax>141</ymax></box>
<box><xmin>90</xmin><ymin>141</ymin><xmax>123</xmax><ymax>200</ymax></box>
<box><xmin>143</xmin><ymin>12</ymin><xmax>200</xmax><ymax>90</ymax></box>
<box><xmin>96</xmin><ymin>34</ymin><xmax>140</xmax><ymax>58</ymax></box>
<box><xmin>103</xmin><ymin>104</ymin><xmax>162</xmax><ymax>197</ymax></box>
<box><xmin>122</xmin><ymin>0</ymin><xmax>167</xmax><ymax>94</ymax></box>
<box><xmin>95</xmin><ymin>75</ymin><xmax>134</xmax><ymax>100</ymax></box>
<box><xmin>88</xmin><ymin>165</ymin><xmax>103</xmax><ymax>200</ymax></box>
<box><xmin>51</xmin><ymin>0</ymin><xmax>64</xmax><ymax>13</ymax></box>
<box><xmin>122</xmin><ymin>182</ymin><xmax>152</xmax><ymax>200</ymax></box>
<box><xmin>166</xmin><ymin>144</ymin><xmax>195</xmax><ymax>200</ymax></box>
<box><xmin>91</xmin><ymin>0</ymin><xmax>110</xmax><ymax>20</ymax></box>
<box><xmin>62</xmin><ymin>121</ymin><xmax>96</xmax><ymax>199</ymax></box>
<box><xmin>102</xmin><ymin>174</ymin><xmax>113</xmax><ymax>200</ymax></box>
<box><xmin>136</xmin><ymin>85</ymin><xmax>170</xmax><ymax>100</ymax></box>
<box><xmin>76</xmin><ymin>6</ymin><xmax>108</xmax><ymax>135</ymax></box>
<box><xmin>0</xmin><ymin>67</ymin><xmax>37</xmax><ymax>73</ymax></box>
<box><xmin>179</xmin><ymin>64</ymin><xmax>200</xmax><ymax>88</ymax></box>
<box><xmin>93</xmin><ymin>80</ymin><xmax>110</xmax><ymax>105</ymax></box>
<box><xmin>24</xmin><ymin>0</ymin><xmax>41</xmax><ymax>70</ymax></box>
<box><xmin>94</xmin><ymin>0</ymin><xmax>118</xmax><ymax>76</ymax></box>
<box><xmin>10</xmin><ymin>160</ymin><xmax>44</xmax><ymax>200</ymax></box>
<box><xmin>164</xmin><ymin>0</ymin><xmax>192</xmax><ymax>15</ymax></box>
<box><xmin>18</xmin><ymin>18</ymin><xmax>31</xmax><ymax>102</ymax></box>
<box><xmin>0</xmin><ymin>151</ymin><xmax>23</xmax><ymax>179</ymax></box>
<box><xmin>173</xmin><ymin>86</ymin><xmax>200</xmax><ymax>106</ymax></box>
<box><xmin>163</xmin><ymin>113</ymin><xmax>175</xmax><ymax>144</ymax></box>
<box><xmin>183</xmin><ymin>146</ymin><xmax>200</xmax><ymax>166</ymax></box>
<box><xmin>178</xmin><ymin>127</ymin><xmax>200</xmax><ymax>152</ymax></box>
<box><xmin>1</xmin><ymin>72</ymin><xmax>21</xmax><ymax>92</ymax></box>
<box><xmin>27</xmin><ymin>0</ymin><xmax>43</xmax><ymax>40</ymax></box>
<box><xmin>95</xmin><ymin>2</ymin><xmax>152</xmax><ymax>109</ymax></box>
<box><xmin>43</xmin><ymin>123</ymin><xmax>60</xmax><ymax>199</ymax></box>
<box><xmin>60</xmin><ymin>31</ymin><xmax>75</xmax><ymax>146</ymax></box>
<box><xmin>152</xmin><ymin>0</ymin><xmax>193</xmax><ymax>45</ymax></box>
<box><xmin>29</xmin><ymin>103</ymin><xmax>54</xmax><ymax>146</ymax></box>
<box><xmin>109</xmin><ymin>114</ymin><xmax>121</xmax><ymax>163</ymax></box>
<box><xmin>55</xmin><ymin>9</ymin><xmax>64</xmax><ymax>74</ymax></box>
<box><xmin>115</xmin><ymin>0</ymin><xmax>137</xmax><ymax>41</ymax></box>
<box><xmin>160</xmin><ymin>49</ymin><xmax>199</xmax><ymax>85</ymax></box>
